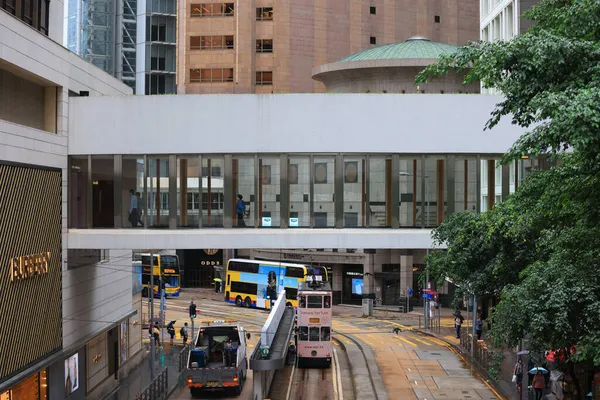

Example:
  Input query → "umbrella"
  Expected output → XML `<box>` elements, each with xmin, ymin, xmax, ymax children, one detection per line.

<box><xmin>213</xmin><ymin>278</ymin><xmax>222</xmax><ymax>282</ymax></box>
<box><xmin>529</xmin><ymin>367</ymin><xmax>549</xmax><ymax>374</ymax></box>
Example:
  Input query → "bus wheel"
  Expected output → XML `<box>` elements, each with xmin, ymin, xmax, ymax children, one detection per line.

<box><xmin>286</xmin><ymin>302</ymin><xmax>293</xmax><ymax>308</ymax></box>
<box><xmin>235</xmin><ymin>296</ymin><xmax>243</xmax><ymax>307</ymax></box>
<box><xmin>244</xmin><ymin>297</ymin><xmax>252</xmax><ymax>307</ymax></box>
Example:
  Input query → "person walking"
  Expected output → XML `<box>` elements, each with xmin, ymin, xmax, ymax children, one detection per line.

<box><xmin>454</xmin><ymin>312</ymin><xmax>464</xmax><ymax>338</ymax></box>
<box><xmin>476</xmin><ymin>315</ymin><xmax>483</xmax><ymax>340</ymax></box>
<box><xmin>135</xmin><ymin>191</ymin><xmax>144</xmax><ymax>226</ymax></box>
<box><xmin>533</xmin><ymin>369</ymin><xmax>545</xmax><ymax>400</ymax></box>
<box><xmin>128</xmin><ymin>189</ymin><xmax>139</xmax><ymax>227</ymax></box>
<box><xmin>181</xmin><ymin>322</ymin><xmax>189</xmax><ymax>345</ymax></box>
<box><xmin>236</xmin><ymin>194</ymin><xmax>246</xmax><ymax>227</ymax></box>
<box><xmin>514</xmin><ymin>358</ymin><xmax>523</xmax><ymax>394</ymax></box>
<box><xmin>166</xmin><ymin>321</ymin><xmax>176</xmax><ymax>345</ymax></box>
<box><xmin>152</xmin><ymin>322</ymin><xmax>161</xmax><ymax>349</ymax></box>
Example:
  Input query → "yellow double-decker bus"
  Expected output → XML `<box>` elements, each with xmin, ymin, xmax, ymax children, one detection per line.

<box><xmin>135</xmin><ymin>253</ymin><xmax>181</xmax><ymax>297</ymax></box>
<box><xmin>224</xmin><ymin>258</ymin><xmax>328</xmax><ymax>309</ymax></box>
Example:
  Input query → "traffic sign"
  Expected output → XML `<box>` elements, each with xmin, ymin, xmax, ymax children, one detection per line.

<box><xmin>408</xmin><ymin>287</ymin><xmax>413</xmax><ymax>296</ymax></box>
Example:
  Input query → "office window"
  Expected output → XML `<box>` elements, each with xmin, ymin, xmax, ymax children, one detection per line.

<box><xmin>38</xmin><ymin>0</ymin><xmax>49</xmax><ymax>34</ymax></box>
<box><xmin>370</xmin><ymin>6</ymin><xmax>376</xmax><ymax>14</ymax></box>
<box><xmin>189</xmin><ymin>68</ymin><xmax>234</xmax><ymax>83</ymax></box>
<box><xmin>435</xmin><ymin>15</ymin><xmax>440</xmax><ymax>23</ymax></box>
<box><xmin>21</xmin><ymin>0</ymin><xmax>33</xmax><ymax>24</ymax></box>
<box><xmin>370</xmin><ymin>36</ymin><xmax>376</xmax><ymax>45</ymax></box>
<box><xmin>256</xmin><ymin>39</ymin><xmax>273</xmax><ymax>53</ymax></box>
<box><xmin>190</xmin><ymin>35</ymin><xmax>234</xmax><ymax>49</ymax></box>
<box><xmin>255</xmin><ymin>71</ymin><xmax>273</xmax><ymax>85</ymax></box>
<box><xmin>256</xmin><ymin>7</ymin><xmax>273</xmax><ymax>20</ymax></box>
<box><xmin>2</xmin><ymin>0</ymin><xmax>16</xmax><ymax>14</ymax></box>
<box><xmin>190</xmin><ymin>3</ymin><xmax>234</xmax><ymax>17</ymax></box>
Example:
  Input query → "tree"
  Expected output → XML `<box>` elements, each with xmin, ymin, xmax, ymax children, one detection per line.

<box><xmin>416</xmin><ymin>0</ymin><xmax>600</xmax><ymax>365</ymax></box>
<box><xmin>416</xmin><ymin>0</ymin><xmax>600</xmax><ymax>170</ymax></box>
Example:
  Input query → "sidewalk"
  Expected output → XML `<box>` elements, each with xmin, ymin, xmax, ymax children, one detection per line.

<box><xmin>104</xmin><ymin>344</ymin><xmax>183</xmax><ymax>400</ymax></box>
<box><xmin>416</xmin><ymin>324</ymin><xmax>519</xmax><ymax>400</ymax></box>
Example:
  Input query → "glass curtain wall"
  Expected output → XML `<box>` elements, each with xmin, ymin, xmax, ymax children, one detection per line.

<box><xmin>233</xmin><ymin>156</ymin><xmax>255</xmax><ymax>227</ymax></box>
<box><xmin>313</xmin><ymin>156</ymin><xmax>335</xmax><ymax>227</ymax></box>
<box><xmin>258</xmin><ymin>157</ymin><xmax>280</xmax><ymax>227</ymax></box>
<box><xmin>147</xmin><ymin>157</ymin><xmax>169</xmax><ymax>228</ymax></box>
<box><xmin>422</xmin><ymin>157</ymin><xmax>446</xmax><ymax>227</ymax></box>
<box><xmin>368</xmin><ymin>156</ymin><xmax>391</xmax><ymax>227</ymax></box>
<box><xmin>69</xmin><ymin>156</ymin><xmax>89</xmax><ymax>228</ymax></box>
<box><xmin>454</xmin><ymin>157</ymin><xmax>477</xmax><ymax>213</ymax></box>
<box><xmin>343</xmin><ymin>156</ymin><xmax>365</xmax><ymax>227</ymax></box>
<box><xmin>177</xmin><ymin>156</ymin><xmax>201</xmax><ymax>227</ymax></box>
<box><xmin>122</xmin><ymin>156</ymin><xmax>145</xmax><ymax>228</ymax></box>
<box><xmin>399</xmin><ymin>158</ymin><xmax>420</xmax><ymax>227</ymax></box>
<box><xmin>288</xmin><ymin>156</ymin><xmax>310</xmax><ymax>227</ymax></box>
<box><xmin>91</xmin><ymin>156</ymin><xmax>115</xmax><ymax>228</ymax></box>
<box><xmin>202</xmin><ymin>156</ymin><xmax>224</xmax><ymax>227</ymax></box>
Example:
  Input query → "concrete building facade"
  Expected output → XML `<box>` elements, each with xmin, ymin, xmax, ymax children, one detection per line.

<box><xmin>178</xmin><ymin>0</ymin><xmax>479</xmax><ymax>94</ymax></box>
<box><xmin>1</xmin><ymin>4</ymin><xmax>143</xmax><ymax>398</ymax></box>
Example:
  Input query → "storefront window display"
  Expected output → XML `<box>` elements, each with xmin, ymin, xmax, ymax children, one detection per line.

<box><xmin>0</xmin><ymin>370</ymin><xmax>48</xmax><ymax>400</ymax></box>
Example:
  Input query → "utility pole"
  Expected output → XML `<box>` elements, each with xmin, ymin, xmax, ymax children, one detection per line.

<box><xmin>149</xmin><ymin>253</ymin><xmax>155</xmax><ymax>379</ymax></box>
<box><xmin>424</xmin><ymin>248</ymin><xmax>430</xmax><ymax>329</ymax></box>
<box><xmin>160</xmin><ymin>273</ymin><xmax>165</xmax><ymax>349</ymax></box>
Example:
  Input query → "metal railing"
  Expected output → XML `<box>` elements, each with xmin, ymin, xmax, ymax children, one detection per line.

<box><xmin>136</xmin><ymin>367</ymin><xmax>169</xmax><ymax>400</ymax></box>
<box><xmin>460</xmin><ymin>331</ymin><xmax>491</xmax><ymax>371</ymax></box>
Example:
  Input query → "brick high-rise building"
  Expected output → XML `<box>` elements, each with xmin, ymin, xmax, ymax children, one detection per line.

<box><xmin>177</xmin><ymin>0</ymin><xmax>479</xmax><ymax>94</ymax></box>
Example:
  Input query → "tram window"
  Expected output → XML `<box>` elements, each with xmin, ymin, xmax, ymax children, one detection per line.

<box><xmin>299</xmin><ymin>296</ymin><xmax>306</xmax><ymax>308</ymax></box>
<box><xmin>309</xmin><ymin>327</ymin><xmax>320</xmax><ymax>341</ymax></box>
<box><xmin>298</xmin><ymin>326</ymin><xmax>308</xmax><ymax>341</ymax></box>
<box><xmin>324</xmin><ymin>296</ymin><xmax>331</xmax><ymax>308</ymax></box>
<box><xmin>307</xmin><ymin>295</ymin><xmax>322</xmax><ymax>308</ymax></box>
<box><xmin>321</xmin><ymin>327</ymin><xmax>331</xmax><ymax>341</ymax></box>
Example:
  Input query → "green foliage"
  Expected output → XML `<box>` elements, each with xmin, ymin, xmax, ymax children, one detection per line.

<box><xmin>416</xmin><ymin>0</ymin><xmax>600</xmax><ymax>169</ymax></box>
<box><xmin>416</xmin><ymin>0</ymin><xmax>600</xmax><ymax>367</ymax></box>
<box><xmin>488</xmin><ymin>351</ymin><xmax>505</xmax><ymax>382</ymax></box>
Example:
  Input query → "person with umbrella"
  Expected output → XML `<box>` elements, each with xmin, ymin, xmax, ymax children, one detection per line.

<box><xmin>531</xmin><ymin>367</ymin><xmax>548</xmax><ymax>400</ymax></box>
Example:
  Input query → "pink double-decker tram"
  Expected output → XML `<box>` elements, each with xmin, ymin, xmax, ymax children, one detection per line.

<box><xmin>296</xmin><ymin>279</ymin><xmax>332</xmax><ymax>368</ymax></box>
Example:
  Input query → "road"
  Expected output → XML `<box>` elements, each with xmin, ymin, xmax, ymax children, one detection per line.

<box><xmin>154</xmin><ymin>295</ymin><xmax>500</xmax><ymax>400</ymax></box>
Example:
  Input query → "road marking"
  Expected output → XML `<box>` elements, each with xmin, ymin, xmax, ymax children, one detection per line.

<box><xmin>408</xmin><ymin>335</ymin><xmax>432</xmax><ymax>346</ymax></box>
<box><xmin>395</xmin><ymin>336</ymin><xmax>417</xmax><ymax>347</ymax></box>
<box><xmin>367</xmin><ymin>334</ymin><xmax>387</xmax><ymax>345</ymax></box>
<box><xmin>333</xmin><ymin>347</ymin><xmax>344</xmax><ymax>400</ymax></box>
<box><xmin>285</xmin><ymin>357</ymin><xmax>296</xmax><ymax>400</ymax></box>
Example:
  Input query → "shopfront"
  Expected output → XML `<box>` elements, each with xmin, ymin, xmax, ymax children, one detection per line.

<box><xmin>178</xmin><ymin>249</ymin><xmax>224</xmax><ymax>287</ymax></box>
<box><xmin>0</xmin><ymin>162</ymin><xmax>62</xmax><ymax>398</ymax></box>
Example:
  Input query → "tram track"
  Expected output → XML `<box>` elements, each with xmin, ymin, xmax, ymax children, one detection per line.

<box><xmin>287</xmin><ymin>363</ymin><xmax>333</xmax><ymax>400</ymax></box>
<box><xmin>332</xmin><ymin>330</ymin><xmax>380</xmax><ymax>400</ymax></box>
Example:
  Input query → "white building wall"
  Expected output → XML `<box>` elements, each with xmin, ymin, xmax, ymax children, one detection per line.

<box><xmin>68</xmin><ymin>94</ymin><xmax>526</xmax><ymax>155</ymax></box>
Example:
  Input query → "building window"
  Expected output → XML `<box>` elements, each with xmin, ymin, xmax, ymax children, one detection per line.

<box><xmin>255</xmin><ymin>71</ymin><xmax>273</xmax><ymax>85</ymax></box>
<box><xmin>256</xmin><ymin>39</ymin><xmax>273</xmax><ymax>53</ymax></box>
<box><xmin>2</xmin><ymin>0</ymin><xmax>16</xmax><ymax>15</ymax></box>
<box><xmin>370</xmin><ymin>36</ymin><xmax>376</xmax><ymax>45</ymax></box>
<box><xmin>434</xmin><ymin>15</ymin><xmax>440</xmax><ymax>23</ymax></box>
<box><xmin>190</xmin><ymin>35</ymin><xmax>234</xmax><ymax>50</ymax></box>
<box><xmin>190</xmin><ymin>68</ymin><xmax>234</xmax><ymax>83</ymax></box>
<box><xmin>256</xmin><ymin>7</ymin><xmax>273</xmax><ymax>20</ymax></box>
<box><xmin>2</xmin><ymin>0</ymin><xmax>49</xmax><ymax>34</ymax></box>
<box><xmin>370</xmin><ymin>6</ymin><xmax>376</xmax><ymax>14</ymax></box>
<box><xmin>190</xmin><ymin>3</ymin><xmax>234</xmax><ymax>17</ymax></box>
<box><xmin>187</xmin><ymin>192</ymin><xmax>200</xmax><ymax>210</ymax></box>
<box><xmin>100</xmin><ymin>249</ymin><xmax>109</xmax><ymax>262</ymax></box>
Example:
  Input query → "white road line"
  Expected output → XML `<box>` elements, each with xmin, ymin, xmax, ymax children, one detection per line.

<box><xmin>333</xmin><ymin>347</ymin><xmax>344</xmax><ymax>400</ymax></box>
<box><xmin>332</xmin><ymin>348</ymin><xmax>339</xmax><ymax>400</ymax></box>
<box><xmin>285</xmin><ymin>360</ymin><xmax>296</xmax><ymax>400</ymax></box>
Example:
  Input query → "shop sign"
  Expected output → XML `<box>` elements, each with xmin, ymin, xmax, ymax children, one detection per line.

<box><xmin>9</xmin><ymin>252</ymin><xmax>51</xmax><ymax>282</ymax></box>
<box><xmin>345</xmin><ymin>271</ymin><xmax>362</xmax><ymax>277</ymax></box>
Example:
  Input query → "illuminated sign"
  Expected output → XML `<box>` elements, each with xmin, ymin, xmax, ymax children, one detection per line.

<box><xmin>163</xmin><ymin>268</ymin><xmax>176</xmax><ymax>274</ymax></box>
<box><xmin>9</xmin><ymin>252</ymin><xmax>51</xmax><ymax>282</ymax></box>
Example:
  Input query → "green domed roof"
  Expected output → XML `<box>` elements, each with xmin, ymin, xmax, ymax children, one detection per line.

<box><xmin>338</xmin><ymin>36</ymin><xmax>459</xmax><ymax>62</ymax></box>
